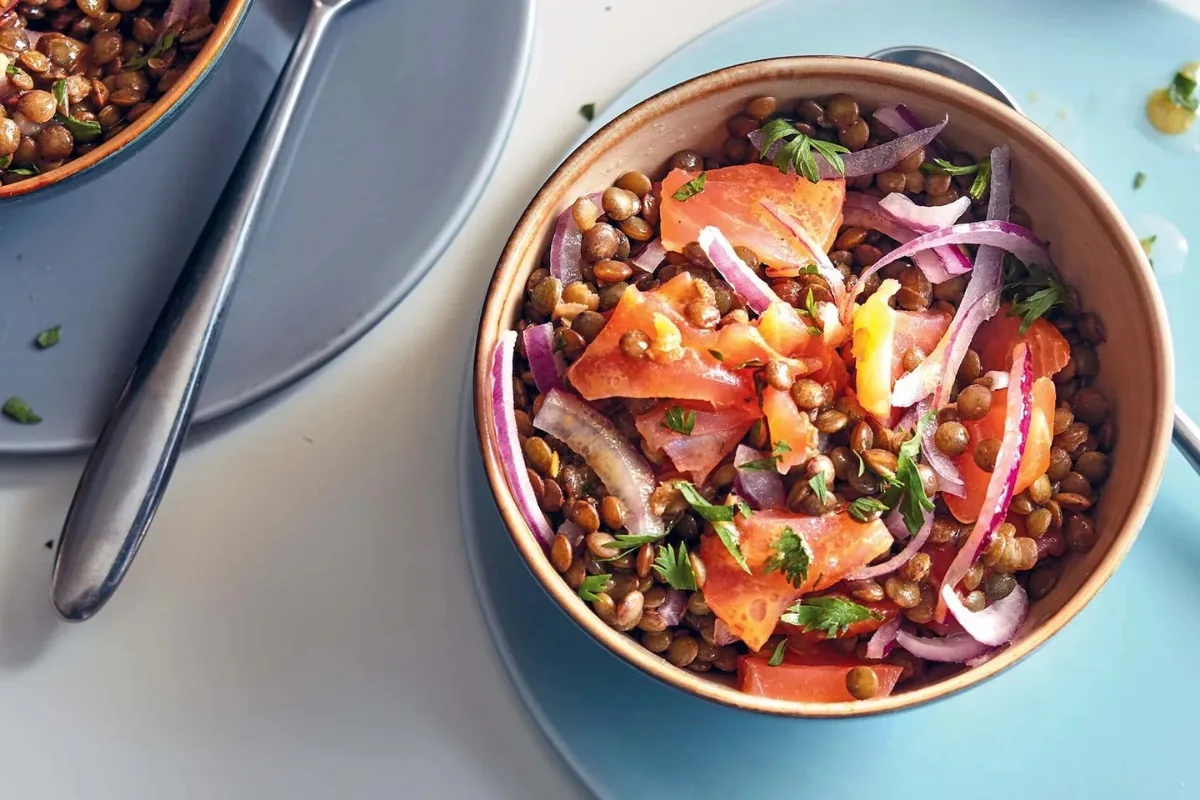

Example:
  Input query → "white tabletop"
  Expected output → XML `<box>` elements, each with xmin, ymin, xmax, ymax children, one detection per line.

<box><xmin>0</xmin><ymin>0</ymin><xmax>760</xmax><ymax>797</ymax></box>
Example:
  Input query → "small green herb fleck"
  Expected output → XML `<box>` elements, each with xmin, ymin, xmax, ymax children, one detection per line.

<box><xmin>662</xmin><ymin>405</ymin><xmax>697</xmax><ymax>436</ymax></box>
<box><xmin>752</xmin><ymin>118</ymin><xmax>849</xmax><ymax>183</ymax></box>
<box><xmin>675</xmin><ymin>481</ymin><xmax>750</xmax><ymax>573</ymax></box>
<box><xmin>967</xmin><ymin>157</ymin><xmax>992</xmax><ymax>201</ymax></box>
<box><xmin>579</xmin><ymin>103</ymin><xmax>596</xmax><ymax>122</ymax></box>
<box><xmin>52</xmin><ymin>79</ymin><xmax>67</xmax><ymax>108</ymax></box>
<box><xmin>653</xmin><ymin>542</ymin><xmax>698</xmax><ymax>590</ymax></box>
<box><xmin>1167</xmin><ymin>70</ymin><xmax>1199</xmax><ymax>113</ymax></box>
<box><xmin>893</xmin><ymin>412</ymin><xmax>936</xmax><ymax>535</ymax></box>
<box><xmin>1002</xmin><ymin>258</ymin><xmax>1068</xmax><ymax>335</ymax></box>
<box><xmin>763</xmin><ymin>526</ymin><xmax>812</xmax><ymax>588</ymax></box>
<box><xmin>739</xmin><ymin>440</ymin><xmax>792</xmax><ymax>472</ymax></box>
<box><xmin>57</xmin><ymin>114</ymin><xmax>102</xmax><ymax>139</ymax></box>
<box><xmin>708</xmin><ymin>348</ymin><xmax>725</xmax><ymax>362</ymax></box>
<box><xmin>1134</xmin><ymin>171</ymin><xmax>1147</xmax><ymax>190</ymax></box>
<box><xmin>803</xmin><ymin>287</ymin><xmax>819</xmax><ymax>321</ymax></box>
<box><xmin>768</xmin><ymin>639</ymin><xmax>787</xmax><ymax>666</ymax></box>
<box><xmin>4</xmin><ymin>63</ymin><xmax>17</xmax><ymax>76</ymax></box>
<box><xmin>848</xmin><ymin>496</ymin><xmax>889</xmax><ymax>523</ymax></box>
<box><xmin>577</xmin><ymin>574</ymin><xmax>610</xmax><ymax>602</ymax></box>
<box><xmin>2</xmin><ymin>397</ymin><xmax>41</xmax><ymax>425</ymax></box>
<box><xmin>34</xmin><ymin>325</ymin><xmax>61</xmax><ymax>349</ymax></box>
<box><xmin>808</xmin><ymin>471</ymin><xmax>828</xmax><ymax>505</ymax></box>
<box><xmin>671</xmin><ymin>171</ymin><xmax>707</xmax><ymax>201</ymax></box>
<box><xmin>780</xmin><ymin>596</ymin><xmax>882</xmax><ymax>639</ymax></box>
<box><xmin>125</xmin><ymin>32</ymin><xmax>176</xmax><ymax>71</ymax></box>
<box><xmin>920</xmin><ymin>158</ymin><xmax>981</xmax><ymax>177</ymax></box>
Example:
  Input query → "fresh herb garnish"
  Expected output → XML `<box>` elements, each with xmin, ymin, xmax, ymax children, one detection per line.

<box><xmin>967</xmin><ymin>157</ymin><xmax>992</xmax><ymax>201</ymax></box>
<box><xmin>854</xmin><ymin>450</ymin><xmax>866</xmax><ymax>477</ymax></box>
<box><xmin>1167</xmin><ymin>69</ymin><xmax>1199</xmax><ymax>113</ymax></box>
<box><xmin>920</xmin><ymin>157</ymin><xmax>990</xmax><ymax>200</ymax></box>
<box><xmin>599</xmin><ymin>532</ymin><xmax>667</xmax><ymax>562</ymax></box>
<box><xmin>125</xmin><ymin>32</ymin><xmax>176</xmax><ymax>71</ymax></box>
<box><xmin>2</xmin><ymin>396</ymin><xmax>41</xmax><ymax>425</ymax></box>
<box><xmin>808</xmin><ymin>471</ymin><xmax>828</xmax><ymax>505</ymax></box>
<box><xmin>893</xmin><ymin>412</ymin><xmax>936</xmax><ymax>535</ymax></box>
<box><xmin>739</xmin><ymin>440</ymin><xmax>791</xmax><ymax>471</ymax></box>
<box><xmin>1002</xmin><ymin>257</ymin><xmax>1068</xmax><ymax>334</ymax></box>
<box><xmin>675</xmin><ymin>480</ymin><xmax>751</xmax><ymax>573</ymax></box>
<box><xmin>58</xmin><ymin>114</ymin><xmax>101</xmax><ymax>139</ymax></box>
<box><xmin>803</xmin><ymin>287</ymin><xmax>819</xmax><ymax>321</ymax></box>
<box><xmin>1134</xmin><ymin>171</ymin><xmax>1147</xmax><ymax>190</ymax></box>
<box><xmin>662</xmin><ymin>405</ymin><xmax>696</xmax><ymax>435</ymax></box>
<box><xmin>577</xmin><ymin>574</ymin><xmax>610</xmax><ymax>602</ymax></box>
<box><xmin>653</xmin><ymin>542</ymin><xmax>698</xmax><ymax>590</ymax></box>
<box><xmin>4</xmin><ymin>63</ymin><xmax>17</xmax><ymax>76</ymax></box>
<box><xmin>763</xmin><ymin>526</ymin><xmax>812</xmax><ymax>588</ymax></box>
<box><xmin>781</xmin><ymin>596</ymin><xmax>882</xmax><ymax>638</ymax></box>
<box><xmin>752</xmin><ymin>118</ymin><xmax>849</xmax><ymax>183</ymax></box>
<box><xmin>0</xmin><ymin>156</ymin><xmax>8</xmax><ymax>170</ymax></box>
<box><xmin>708</xmin><ymin>348</ymin><xmax>724</xmax><ymax>362</ymax></box>
<box><xmin>52</xmin><ymin>79</ymin><xmax>67</xmax><ymax>109</ymax></box>
<box><xmin>848</xmin><ymin>496</ymin><xmax>889</xmax><ymax>523</ymax></box>
<box><xmin>5</xmin><ymin>165</ymin><xmax>37</xmax><ymax>176</ymax></box>
<box><xmin>1141</xmin><ymin>234</ymin><xmax>1158</xmax><ymax>269</ymax></box>
<box><xmin>672</xmin><ymin>171</ymin><xmax>707</xmax><ymax>201</ymax></box>
<box><xmin>768</xmin><ymin>639</ymin><xmax>787</xmax><ymax>666</ymax></box>
<box><xmin>34</xmin><ymin>325</ymin><xmax>61</xmax><ymax>349</ymax></box>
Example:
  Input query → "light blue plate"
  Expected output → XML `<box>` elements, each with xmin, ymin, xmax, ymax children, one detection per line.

<box><xmin>459</xmin><ymin>1</ymin><xmax>1200</xmax><ymax>798</ymax></box>
<box><xmin>0</xmin><ymin>0</ymin><xmax>533</xmax><ymax>453</ymax></box>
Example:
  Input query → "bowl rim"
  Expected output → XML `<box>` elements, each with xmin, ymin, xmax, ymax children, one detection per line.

<box><xmin>0</xmin><ymin>0</ymin><xmax>252</xmax><ymax>199</ymax></box>
<box><xmin>473</xmin><ymin>55</ymin><xmax>1174</xmax><ymax>718</ymax></box>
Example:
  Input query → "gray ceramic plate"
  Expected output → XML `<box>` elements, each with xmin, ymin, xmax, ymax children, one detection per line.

<box><xmin>0</xmin><ymin>0</ymin><xmax>534</xmax><ymax>453</ymax></box>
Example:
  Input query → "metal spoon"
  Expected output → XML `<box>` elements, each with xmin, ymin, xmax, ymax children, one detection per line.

<box><xmin>51</xmin><ymin>0</ymin><xmax>366</xmax><ymax>622</ymax></box>
<box><xmin>869</xmin><ymin>45</ymin><xmax>1200</xmax><ymax>475</ymax></box>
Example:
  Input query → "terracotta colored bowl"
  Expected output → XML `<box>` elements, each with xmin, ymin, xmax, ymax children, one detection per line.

<box><xmin>473</xmin><ymin>56</ymin><xmax>1173</xmax><ymax>717</ymax></box>
<box><xmin>0</xmin><ymin>0</ymin><xmax>251</xmax><ymax>201</ymax></box>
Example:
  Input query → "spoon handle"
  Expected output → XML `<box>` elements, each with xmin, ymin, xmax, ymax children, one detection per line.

<box><xmin>51</xmin><ymin>3</ymin><xmax>340</xmax><ymax>622</ymax></box>
<box><xmin>1173</xmin><ymin>407</ymin><xmax>1200</xmax><ymax>475</ymax></box>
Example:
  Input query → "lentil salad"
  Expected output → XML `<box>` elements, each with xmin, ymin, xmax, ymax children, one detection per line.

<box><xmin>0</xmin><ymin>0</ymin><xmax>222</xmax><ymax>183</ymax></box>
<box><xmin>489</xmin><ymin>92</ymin><xmax>1111</xmax><ymax>703</ymax></box>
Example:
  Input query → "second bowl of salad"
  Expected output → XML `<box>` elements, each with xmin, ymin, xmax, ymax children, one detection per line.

<box><xmin>474</xmin><ymin>56</ymin><xmax>1172</xmax><ymax>717</ymax></box>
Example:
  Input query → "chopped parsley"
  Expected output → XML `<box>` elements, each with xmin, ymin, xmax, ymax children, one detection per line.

<box><xmin>5</xmin><ymin>63</ymin><xmax>17</xmax><ymax>76</ymax></box>
<box><xmin>1002</xmin><ymin>257</ymin><xmax>1068</xmax><ymax>334</ymax></box>
<box><xmin>1167</xmin><ymin>69</ymin><xmax>1199</xmax><ymax>113</ymax></box>
<box><xmin>601</xmin><ymin>532</ymin><xmax>667</xmax><ymax>561</ymax></box>
<box><xmin>2</xmin><ymin>396</ymin><xmax>41</xmax><ymax>425</ymax></box>
<box><xmin>578</xmin><ymin>102</ymin><xmax>596</xmax><ymax>122</ymax></box>
<box><xmin>653</xmin><ymin>542</ymin><xmax>698</xmax><ymax>590</ymax></box>
<box><xmin>893</xmin><ymin>411</ymin><xmax>936</xmax><ymax>535</ymax></box>
<box><xmin>921</xmin><ymin>157</ymin><xmax>990</xmax><ymax>200</ymax></box>
<box><xmin>752</xmin><ymin>118</ymin><xmax>849</xmax><ymax>183</ymax></box>
<box><xmin>577</xmin><ymin>574</ymin><xmax>610</xmax><ymax>602</ymax></box>
<box><xmin>780</xmin><ymin>596</ymin><xmax>882</xmax><ymax>639</ymax></box>
<box><xmin>808</xmin><ymin>471</ymin><xmax>828</xmax><ymax>505</ymax></box>
<box><xmin>662</xmin><ymin>405</ymin><xmax>696</xmax><ymax>435</ymax></box>
<box><xmin>848</xmin><ymin>496</ymin><xmax>889</xmax><ymax>523</ymax></box>
<box><xmin>738</xmin><ymin>440</ymin><xmax>791</xmax><ymax>471</ymax></box>
<box><xmin>1134</xmin><ymin>171</ymin><xmax>1147</xmax><ymax>190</ymax></box>
<box><xmin>51</xmin><ymin>79</ymin><xmax>102</xmax><ymax>138</ymax></box>
<box><xmin>675</xmin><ymin>480</ymin><xmax>751</xmax><ymax>573</ymax></box>
<box><xmin>125</xmin><ymin>32</ymin><xmax>177</xmax><ymax>71</ymax></box>
<box><xmin>763</xmin><ymin>526</ymin><xmax>812</xmax><ymax>588</ymax></box>
<box><xmin>768</xmin><ymin>639</ymin><xmax>787</xmax><ymax>666</ymax></box>
<box><xmin>34</xmin><ymin>325</ymin><xmax>61</xmax><ymax>349</ymax></box>
<box><xmin>671</xmin><ymin>171</ymin><xmax>707</xmax><ymax>201</ymax></box>
<box><xmin>708</xmin><ymin>348</ymin><xmax>725</xmax><ymax>362</ymax></box>
<box><xmin>52</xmin><ymin>79</ymin><xmax>67</xmax><ymax>108</ymax></box>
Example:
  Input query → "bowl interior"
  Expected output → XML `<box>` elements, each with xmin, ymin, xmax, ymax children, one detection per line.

<box><xmin>0</xmin><ymin>0</ymin><xmax>250</xmax><ymax>199</ymax></box>
<box><xmin>475</xmin><ymin>57</ymin><xmax>1172</xmax><ymax>717</ymax></box>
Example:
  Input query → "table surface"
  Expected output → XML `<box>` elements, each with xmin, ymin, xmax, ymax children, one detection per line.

<box><xmin>0</xmin><ymin>0</ymin><xmax>761</xmax><ymax>796</ymax></box>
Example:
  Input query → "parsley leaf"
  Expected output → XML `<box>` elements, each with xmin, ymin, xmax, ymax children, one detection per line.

<box><xmin>708</xmin><ymin>348</ymin><xmax>724</xmax><ymax>362</ymax></box>
<box><xmin>34</xmin><ymin>325</ymin><xmax>61</xmax><ymax>349</ymax></box>
<box><xmin>854</xmin><ymin>450</ymin><xmax>866</xmax><ymax>477</ymax></box>
<box><xmin>662</xmin><ymin>405</ymin><xmax>696</xmax><ymax>435</ymax></box>
<box><xmin>2</xmin><ymin>396</ymin><xmax>42</xmax><ymax>425</ymax></box>
<box><xmin>967</xmin><ymin>157</ymin><xmax>991</xmax><ymax>201</ymax></box>
<box><xmin>52</xmin><ymin>78</ymin><xmax>67</xmax><ymax>109</ymax></box>
<box><xmin>653</xmin><ymin>542</ymin><xmax>698</xmax><ymax>590</ymax></box>
<box><xmin>848</xmin><ymin>496</ymin><xmax>889</xmax><ymax>523</ymax></box>
<box><xmin>780</xmin><ymin>596</ymin><xmax>882</xmax><ymax>639</ymax></box>
<box><xmin>675</xmin><ymin>481</ymin><xmax>750</xmax><ymax>573</ymax></box>
<box><xmin>1167</xmin><ymin>70</ymin><xmax>1199</xmax><ymax>113</ymax></box>
<box><xmin>768</xmin><ymin>639</ymin><xmax>787</xmax><ymax>666</ymax></box>
<box><xmin>808</xmin><ymin>472</ymin><xmax>828</xmax><ymax>505</ymax></box>
<box><xmin>125</xmin><ymin>32</ymin><xmax>177</xmax><ymax>71</ymax></box>
<box><xmin>752</xmin><ymin>118</ymin><xmax>848</xmax><ymax>183</ymax></box>
<box><xmin>763</xmin><ymin>526</ymin><xmax>812</xmax><ymax>588</ymax></box>
<box><xmin>5</xmin><ymin>63</ymin><xmax>17</xmax><ymax>76</ymax></box>
<box><xmin>1134</xmin><ymin>171</ymin><xmax>1147</xmax><ymax>190</ymax></box>
<box><xmin>1010</xmin><ymin>286</ymin><xmax>1067</xmax><ymax>334</ymax></box>
<box><xmin>894</xmin><ymin>412</ymin><xmax>936</xmax><ymax>535</ymax></box>
<box><xmin>579</xmin><ymin>102</ymin><xmax>596</xmax><ymax>122</ymax></box>
<box><xmin>672</xmin><ymin>171</ymin><xmax>707</xmax><ymax>201</ymax></box>
<box><xmin>803</xmin><ymin>287</ymin><xmax>819</xmax><ymax>321</ymax></box>
<box><xmin>1002</xmin><ymin>259</ymin><xmax>1068</xmax><ymax>334</ymax></box>
<box><xmin>920</xmin><ymin>157</ymin><xmax>981</xmax><ymax>177</ymax></box>
<box><xmin>57</xmin><ymin>114</ymin><xmax>101</xmax><ymax>139</ymax></box>
<box><xmin>577</xmin><ymin>574</ymin><xmax>610</xmax><ymax>602</ymax></box>
<box><xmin>608</xmin><ymin>533</ymin><xmax>664</xmax><ymax>550</ymax></box>
<box><xmin>739</xmin><ymin>441</ymin><xmax>792</xmax><ymax>472</ymax></box>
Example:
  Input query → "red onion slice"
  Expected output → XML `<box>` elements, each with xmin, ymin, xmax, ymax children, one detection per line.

<box><xmin>941</xmin><ymin>582</ymin><xmax>1029</xmax><ymax>646</ymax></box>
<box><xmin>557</xmin><ymin>520</ymin><xmax>585</xmax><ymax>548</ymax></box>
<box><xmin>872</xmin><ymin>104</ymin><xmax>922</xmax><ymax>136</ymax></box>
<box><xmin>521</xmin><ymin>323</ymin><xmax>565</xmax><ymax>395</ymax></box>
<box><xmin>533</xmin><ymin>389</ymin><xmax>664</xmax><ymax>538</ymax></box>
<box><xmin>865</xmin><ymin>615</ymin><xmax>901</xmax><ymax>659</ymax></box>
<box><xmin>884</xmin><ymin>506</ymin><xmax>910</xmax><ymax>541</ymax></box>
<box><xmin>759</xmin><ymin>200</ymin><xmax>847</xmax><ymax>304</ymax></box>
<box><xmin>657</xmin><ymin>590</ymin><xmax>688</xmax><ymax>627</ymax></box>
<box><xmin>749</xmin><ymin>116</ymin><xmax>948</xmax><ymax>179</ymax></box>
<box><xmin>847</xmin><ymin>510</ymin><xmax>933</xmax><ymax>580</ymax></box>
<box><xmin>549</xmin><ymin>193</ymin><xmax>603</xmax><ymax>284</ymax></box>
<box><xmin>892</xmin><ymin>293</ymin><xmax>987</xmax><ymax>409</ymax></box>
<box><xmin>936</xmin><ymin>343</ymin><xmax>1033</xmax><ymax>620</ymax></box>
<box><xmin>491</xmin><ymin>331</ymin><xmax>555</xmax><ymax>549</ymax></box>
<box><xmin>733</xmin><ymin>445</ymin><xmax>786</xmax><ymax>510</ymax></box>
<box><xmin>713</xmin><ymin>618</ymin><xmax>738</xmax><ymax>646</ymax></box>
<box><xmin>842</xmin><ymin>193</ymin><xmax>959</xmax><ymax>285</ymax></box>
<box><xmin>698</xmin><ymin>225</ymin><xmax>781</xmax><ymax>314</ymax></box>
<box><xmin>631</xmin><ymin>238</ymin><xmax>667</xmax><ymax>273</ymax></box>
<box><xmin>894</xmin><ymin>629</ymin><xmax>993</xmax><ymax>663</ymax></box>
<box><xmin>878</xmin><ymin>193</ymin><xmax>974</xmax><ymax>277</ymax></box>
<box><xmin>917</xmin><ymin>398</ymin><xmax>965</xmax><ymax>496</ymax></box>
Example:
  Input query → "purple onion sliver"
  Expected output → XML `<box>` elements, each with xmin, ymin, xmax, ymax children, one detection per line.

<box><xmin>492</xmin><ymin>331</ymin><xmax>555</xmax><ymax>549</ymax></box>
<box><xmin>734</xmin><ymin>445</ymin><xmax>786</xmax><ymax>510</ymax></box>
<box><xmin>658</xmin><ymin>590</ymin><xmax>688</xmax><ymax>627</ymax></box>
<box><xmin>848</xmin><ymin>510</ymin><xmax>933</xmax><ymax>580</ymax></box>
<box><xmin>942</xmin><ymin>583</ymin><xmax>1029</xmax><ymax>647</ymax></box>
<box><xmin>918</xmin><ymin>399</ymin><xmax>964</xmax><ymax>496</ymax></box>
<box><xmin>549</xmin><ymin>205</ymin><xmax>583</xmax><ymax>284</ymax></box>
<box><xmin>631</xmin><ymin>238</ymin><xmax>667</xmax><ymax>273</ymax></box>
<box><xmin>894</xmin><ymin>629</ymin><xmax>993</xmax><ymax>663</ymax></box>
<box><xmin>557</xmin><ymin>520</ymin><xmax>585</xmax><ymax>548</ymax></box>
<box><xmin>872</xmin><ymin>104</ymin><xmax>922</xmax><ymax>136</ymax></box>
<box><xmin>713</xmin><ymin>618</ymin><xmax>738</xmax><ymax>646</ymax></box>
<box><xmin>698</xmin><ymin>226</ymin><xmax>780</xmax><ymax>314</ymax></box>
<box><xmin>759</xmin><ymin>200</ymin><xmax>846</xmax><ymax>303</ymax></box>
<box><xmin>751</xmin><ymin>117</ymin><xmax>948</xmax><ymax>180</ymax></box>
<box><xmin>521</xmin><ymin>323</ymin><xmax>566</xmax><ymax>395</ymax></box>
<box><xmin>865</xmin><ymin>615</ymin><xmax>902</xmax><ymax>659</ymax></box>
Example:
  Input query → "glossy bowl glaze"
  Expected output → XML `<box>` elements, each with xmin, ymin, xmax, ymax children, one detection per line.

<box><xmin>474</xmin><ymin>57</ymin><xmax>1173</xmax><ymax>717</ymax></box>
<box><xmin>0</xmin><ymin>0</ymin><xmax>251</xmax><ymax>202</ymax></box>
